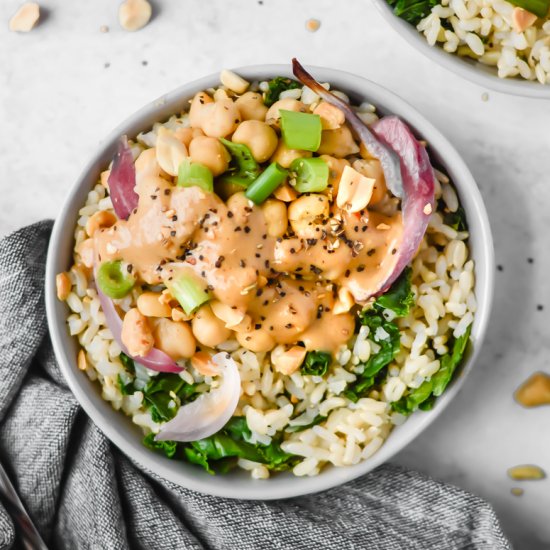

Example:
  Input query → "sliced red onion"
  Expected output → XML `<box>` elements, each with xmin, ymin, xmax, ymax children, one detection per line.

<box><xmin>292</xmin><ymin>59</ymin><xmax>404</xmax><ymax>198</ymax></box>
<box><xmin>371</xmin><ymin>115</ymin><xmax>436</xmax><ymax>296</ymax></box>
<box><xmin>95</xmin><ymin>283</ymin><xmax>183</xmax><ymax>374</ymax></box>
<box><xmin>155</xmin><ymin>352</ymin><xmax>241</xmax><ymax>442</ymax></box>
<box><xmin>107</xmin><ymin>136</ymin><xmax>139</xmax><ymax>220</ymax></box>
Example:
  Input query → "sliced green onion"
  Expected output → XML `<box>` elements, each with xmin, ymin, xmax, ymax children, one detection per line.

<box><xmin>169</xmin><ymin>273</ymin><xmax>210</xmax><ymax>315</ymax></box>
<box><xmin>96</xmin><ymin>261</ymin><xmax>135</xmax><ymax>299</ymax></box>
<box><xmin>280</xmin><ymin>110</ymin><xmax>322</xmax><ymax>152</ymax></box>
<box><xmin>507</xmin><ymin>0</ymin><xmax>548</xmax><ymax>18</ymax></box>
<box><xmin>219</xmin><ymin>139</ymin><xmax>261</xmax><ymax>187</ymax></box>
<box><xmin>245</xmin><ymin>163</ymin><xmax>288</xmax><ymax>204</ymax></box>
<box><xmin>290</xmin><ymin>157</ymin><xmax>329</xmax><ymax>193</ymax></box>
<box><xmin>177</xmin><ymin>159</ymin><xmax>213</xmax><ymax>192</ymax></box>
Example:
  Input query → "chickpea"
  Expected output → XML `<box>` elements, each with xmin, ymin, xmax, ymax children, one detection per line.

<box><xmin>153</xmin><ymin>318</ymin><xmax>196</xmax><ymax>360</ymax></box>
<box><xmin>261</xmin><ymin>199</ymin><xmax>288</xmax><ymax>238</ymax></box>
<box><xmin>135</xmin><ymin>147</ymin><xmax>166</xmax><ymax>179</ymax></box>
<box><xmin>352</xmin><ymin>159</ymin><xmax>387</xmax><ymax>204</ymax></box>
<box><xmin>232</xmin><ymin>120</ymin><xmax>278</xmax><ymax>163</ymax></box>
<box><xmin>235</xmin><ymin>92</ymin><xmax>268</xmax><ymax>121</ymax></box>
<box><xmin>288</xmin><ymin>194</ymin><xmax>330</xmax><ymax>239</ymax></box>
<box><xmin>202</xmin><ymin>98</ymin><xmax>241</xmax><ymax>138</ymax></box>
<box><xmin>189</xmin><ymin>91</ymin><xmax>214</xmax><ymax>128</ymax></box>
<box><xmin>175</xmin><ymin>126</ymin><xmax>204</xmax><ymax>148</ymax></box>
<box><xmin>189</xmin><ymin>136</ymin><xmax>231</xmax><ymax>176</ymax></box>
<box><xmin>137</xmin><ymin>291</ymin><xmax>172</xmax><ymax>318</ymax></box>
<box><xmin>85</xmin><ymin>210</ymin><xmax>117</xmax><ymax>237</ymax></box>
<box><xmin>226</xmin><ymin>191</ymin><xmax>253</xmax><ymax>225</ymax></box>
<box><xmin>319</xmin><ymin>155</ymin><xmax>350</xmax><ymax>197</ymax></box>
<box><xmin>236</xmin><ymin>328</ymin><xmax>276</xmax><ymax>353</ymax></box>
<box><xmin>265</xmin><ymin>98</ymin><xmax>307</xmax><ymax>126</ymax></box>
<box><xmin>191</xmin><ymin>304</ymin><xmax>231</xmax><ymax>347</ymax></box>
<box><xmin>270</xmin><ymin>139</ymin><xmax>312</xmax><ymax>168</ymax></box>
<box><xmin>317</xmin><ymin>125</ymin><xmax>360</xmax><ymax>158</ymax></box>
<box><xmin>121</xmin><ymin>308</ymin><xmax>154</xmax><ymax>357</ymax></box>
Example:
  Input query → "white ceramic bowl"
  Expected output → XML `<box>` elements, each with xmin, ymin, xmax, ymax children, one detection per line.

<box><xmin>45</xmin><ymin>64</ymin><xmax>494</xmax><ymax>500</ymax></box>
<box><xmin>372</xmin><ymin>0</ymin><xmax>550</xmax><ymax>99</ymax></box>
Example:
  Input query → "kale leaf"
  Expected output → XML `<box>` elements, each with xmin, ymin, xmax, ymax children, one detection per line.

<box><xmin>143</xmin><ymin>417</ymin><xmax>298</xmax><ymax>475</ymax></box>
<box><xmin>387</xmin><ymin>0</ymin><xmax>439</xmax><ymax>25</ymax></box>
<box><xmin>391</xmin><ymin>324</ymin><xmax>472</xmax><ymax>415</ymax></box>
<box><xmin>301</xmin><ymin>351</ymin><xmax>331</xmax><ymax>376</ymax></box>
<box><xmin>343</xmin><ymin>271</ymin><xmax>414</xmax><ymax>402</ymax></box>
<box><xmin>142</xmin><ymin>373</ymin><xmax>198</xmax><ymax>423</ymax></box>
<box><xmin>374</xmin><ymin>267</ymin><xmax>415</xmax><ymax>317</ymax></box>
<box><xmin>264</xmin><ymin>77</ymin><xmax>301</xmax><ymax>107</ymax></box>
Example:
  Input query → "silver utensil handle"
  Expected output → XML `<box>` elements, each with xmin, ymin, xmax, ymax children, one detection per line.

<box><xmin>0</xmin><ymin>465</ymin><xmax>48</xmax><ymax>550</ymax></box>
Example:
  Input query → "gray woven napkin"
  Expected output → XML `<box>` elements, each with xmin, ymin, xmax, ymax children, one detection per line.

<box><xmin>0</xmin><ymin>221</ymin><xmax>511</xmax><ymax>550</ymax></box>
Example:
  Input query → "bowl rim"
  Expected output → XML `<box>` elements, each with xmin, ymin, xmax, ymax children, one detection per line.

<box><xmin>45</xmin><ymin>63</ymin><xmax>495</xmax><ymax>500</ymax></box>
<box><xmin>371</xmin><ymin>0</ymin><xmax>550</xmax><ymax>100</ymax></box>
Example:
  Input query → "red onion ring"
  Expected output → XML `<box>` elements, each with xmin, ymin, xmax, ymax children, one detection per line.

<box><xmin>107</xmin><ymin>136</ymin><xmax>139</xmax><ymax>220</ymax></box>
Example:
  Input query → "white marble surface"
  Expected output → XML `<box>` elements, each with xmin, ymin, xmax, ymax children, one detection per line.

<box><xmin>2</xmin><ymin>0</ymin><xmax>550</xmax><ymax>547</ymax></box>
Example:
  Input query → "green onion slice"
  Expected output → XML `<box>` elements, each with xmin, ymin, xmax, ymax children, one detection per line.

<box><xmin>168</xmin><ymin>272</ymin><xmax>210</xmax><ymax>315</ymax></box>
<box><xmin>96</xmin><ymin>261</ymin><xmax>135</xmax><ymax>299</ymax></box>
<box><xmin>290</xmin><ymin>157</ymin><xmax>329</xmax><ymax>193</ymax></box>
<box><xmin>219</xmin><ymin>139</ymin><xmax>261</xmax><ymax>187</ymax></box>
<box><xmin>280</xmin><ymin>110</ymin><xmax>322</xmax><ymax>152</ymax></box>
<box><xmin>177</xmin><ymin>160</ymin><xmax>213</xmax><ymax>192</ymax></box>
<box><xmin>245</xmin><ymin>163</ymin><xmax>288</xmax><ymax>204</ymax></box>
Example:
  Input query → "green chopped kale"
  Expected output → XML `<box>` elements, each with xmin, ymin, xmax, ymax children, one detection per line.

<box><xmin>386</xmin><ymin>0</ymin><xmax>439</xmax><ymax>25</ymax></box>
<box><xmin>263</xmin><ymin>77</ymin><xmax>301</xmax><ymax>107</ymax></box>
<box><xmin>391</xmin><ymin>324</ymin><xmax>472</xmax><ymax>415</ymax></box>
<box><xmin>143</xmin><ymin>417</ymin><xmax>298</xmax><ymax>475</ymax></box>
<box><xmin>301</xmin><ymin>351</ymin><xmax>331</xmax><ymax>377</ymax></box>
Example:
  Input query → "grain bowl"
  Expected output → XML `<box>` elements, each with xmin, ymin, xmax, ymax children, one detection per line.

<box><xmin>46</xmin><ymin>62</ymin><xmax>494</xmax><ymax>499</ymax></box>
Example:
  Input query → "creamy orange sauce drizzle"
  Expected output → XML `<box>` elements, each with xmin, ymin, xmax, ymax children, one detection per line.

<box><xmin>95</xmin><ymin>149</ymin><xmax>403</xmax><ymax>354</ymax></box>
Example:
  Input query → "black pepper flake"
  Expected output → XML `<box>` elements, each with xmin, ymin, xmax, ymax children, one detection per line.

<box><xmin>298</xmin><ymin>286</ymin><xmax>305</xmax><ymax>292</ymax></box>
<box><xmin>537</xmin><ymin>304</ymin><xmax>544</xmax><ymax>311</ymax></box>
<box><xmin>362</xmin><ymin>226</ymin><xmax>368</xmax><ymax>232</ymax></box>
<box><xmin>391</xmin><ymin>248</ymin><xmax>397</xmax><ymax>255</ymax></box>
<box><xmin>344</xmin><ymin>269</ymin><xmax>351</xmax><ymax>278</ymax></box>
<box><xmin>215</xmin><ymin>256</ymin><xmax>225</xmax><ymax>268</ymax></box>
<box><xmin>227</xmin><ymin>211</ymin><xmax>234</xmax><ymax>218</ymax></box>
<box><xmin>240</xmin><ymin>259</ymin><xmax>247</xmax><ymax>268</ymax></box>
<box><xmin>357</xmin><ymin>265</ymin><xmax>366</xmax><ymax>272</ymax></box>
<box><xmin>199</xmin><ymin>255</ymin><xmax>204</xmax><ymax>261</ymax></box>
<box><xmin>201</xmin><ymin>270</ymin><xmax>206</xmax><ymax>277</ymax></box>
<box><xmin>244</xmin><ymin>226</ymin><xmax>251</xmax><ymax>234</ymax></box>
<box><xmin>255</xmin><ymin>253</ymin><xmax>260</xmax><ymax>258</ymax></box>
<box><xmin>310</xmin><ymin>265</ymin><xmax>322</xmax><ymax>275</ymax></box>
<box><xmin>290</xmin><ymin>247</ymin><xmax>296</xmax><ymax>254</ymax></box>
<box><xmin>269</xmin><ymin>325</ymin><xmax>274</xmax><ymax>331</ymax></box>
<box><xmin>354</xmin><ymin>225</ymin><xmax>359</xmax><ymax>232</ymax></box>
<box><xmin>497</xmin><ymin>265</ymin><xmax>503</xmax><ymax>272</ymax></box>
<box><xmin>164</xmin><ymin>189</ymin><xmax>171</xmax><ymax>196</ymax></box>
<box><xmin>527</xmin><ymin>257</ymin><xmax>534</xmax><ymax>264</ymax></box>
<box><xmin>244</xmin><ymin>206</ymin><xmax>253</xmax><ymax>213</ymax></box>
<box><xmin>263</xmin><ymin>300</ymin><xmax>269</xmax><ymax>306</ymax></box>
<box><xmin>367</xmin><ymin>248</ymin><xmax>376</xmax><ymax>257</ymax></box>
<box><xmin>285</xmin><ymin>323</ymin><xmax>293</xmax><ymax>329</ymax></box>
<box><xmin>127</xmin><ymin>264</ymin><xmax>133</xmax><ymax>273</ymax></box>
<box><xmin>255</xmin><ymin>324</ymin><xmax>262</xmax><ymax>330</ymax></box>
<box><xmin>279</xmin><ymin>291</ymin><xmax>287</xmax><ymax>297</ymax></box>
<box><xmin>256</xmin><ymin>289</ymin><xmax>263</xmax><ymax>297</ymax></box>
<box><xmin>150</xmin><ymin>195</ymin><xmax>157</xmax><ymax>200</ymax></box>
<box><xmin>264</xmin><ymin>260</ymin><xmax>270</xmax><ymax>268</ymax></box>
<box><xmin>207</xmin><ymin>284</ymin><xmax>214</xmax><ymax>291</ymax></box>
<box><xmin>170</xmin><ymin>230</ymin><xmax>176</xmax><ymax>237</ymax></box>
<box><xmin>171</xmin><ymin>215</ymin><xmax>178</xmax><ymax>222</ymax></box>
<box><xmin>262</xmin><ymin>234</ymin><xmax>267</xmax><ymax>240</ymax></box>
<box><xmin>234</xmin><ymin>226</ymin><xmax>242</xmax><ymax>232</ymax></box>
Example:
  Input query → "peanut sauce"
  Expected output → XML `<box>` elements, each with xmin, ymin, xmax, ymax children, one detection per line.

<box><xmin>95</xmin><ymin>148</ymin><xmax>403</xmax><ymax>354</ymax></box>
